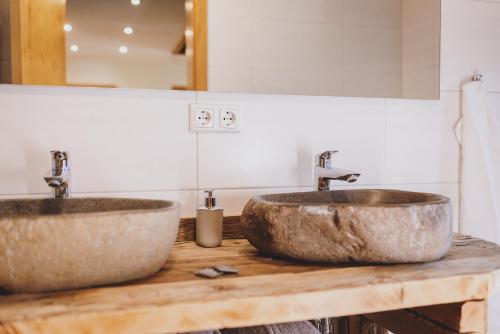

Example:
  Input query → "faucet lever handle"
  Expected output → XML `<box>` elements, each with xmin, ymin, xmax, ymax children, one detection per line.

<box><xmin>315</xmin><ymin>150</ymin><xmax>338</xmax><ymax>168</ymax></box>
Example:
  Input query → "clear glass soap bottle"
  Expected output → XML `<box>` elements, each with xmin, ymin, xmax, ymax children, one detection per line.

<box><xmin>196</xmin><ymin>190</ymin><xmax>223</xmax><ymax>248</ymax></box>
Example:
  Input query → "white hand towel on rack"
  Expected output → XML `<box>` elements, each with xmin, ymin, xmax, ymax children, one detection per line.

<box><xmin>455</xmin><ymin>79</ymin><xmax>500</xmax><ymax>243</ymax></box>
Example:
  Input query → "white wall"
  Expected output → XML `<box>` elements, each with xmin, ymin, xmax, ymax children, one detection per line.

<box><xmin>207</xmin><ymin>0</ymin><xmax>403</xmax><ymax>98</ymax></box>
<box><xmin>0</xmin><ymin>84</ymin><xmax>459</xmax><ymax>228</ymax></box>
<box><xmin>1</xmin><ymin>0</ymin><xmax>500</xmax><ymax>230</ymax></box>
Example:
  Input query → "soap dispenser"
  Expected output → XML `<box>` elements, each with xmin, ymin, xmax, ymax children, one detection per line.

<box><xmin>196</xmin><ymin>190</ymin><xmax>223</xmax><ymax>248</ymax></box>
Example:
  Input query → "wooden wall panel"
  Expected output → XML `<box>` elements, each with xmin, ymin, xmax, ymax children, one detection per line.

<box><xmin>10</xmin><ymin>0</ymin><xmax>66</xmax><ymax>85</ymax></box>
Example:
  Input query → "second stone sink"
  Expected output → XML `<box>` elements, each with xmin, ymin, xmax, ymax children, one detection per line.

<box><xmin>0</xmin><ymin>198</ymin><xmax>180</xmax><ymax>293</ymax></box>
<box><xmin>241</xmin><ymin>190</ymin><xmax>452</xmax><ymax>263</ymax></box>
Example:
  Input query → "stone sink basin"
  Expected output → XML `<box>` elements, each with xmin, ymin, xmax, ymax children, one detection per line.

<box><xmin>241</xmin><ymin>190</ymin><xmax>452</xmax><ymax>263</ymax></box>
<box><xmin>0</xmin><ymin>198</ymin><xmax>180</xmax><ymax>293</ymax></box>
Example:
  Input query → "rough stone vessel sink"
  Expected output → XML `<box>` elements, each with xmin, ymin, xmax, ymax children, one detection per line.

<box><xmin>0</xmin><ymin>198</ymin><xmax>180</xmax><ymax>293</ymax></box>
<box><xmin>241</xmin><ymin>190</ymin><xmax>452</xmax><ymax>263</ymax></box>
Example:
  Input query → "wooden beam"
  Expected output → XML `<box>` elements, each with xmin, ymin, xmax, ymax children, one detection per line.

<box><xmin>10</xmin><ymin>0</ymin><xmax>66</xmax><ymax>85</ymax></box>
<box><xmin>365</xmin><ymin>310</ymin><xmax>457</xmax><ymax>334</ymax></box>
<box><xmin>0</xmin><ymin>19</ymin><xmax>3</xmax><ymax>82</ymax></box>
<box><xmin>363</xmin><ymin>300</ymin><xmax>488</xmax><ymax>334</ymax></box>
<box><xmin>411</xmin><ymin>300</ymin><xmax>488</xmax><ymax>334</ymax></box>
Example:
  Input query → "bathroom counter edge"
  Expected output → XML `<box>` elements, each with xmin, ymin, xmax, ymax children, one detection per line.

<box><xmin>0</xmin><ymin>236</ymin><xmax>496</xmax><ymax>334</ymax></box>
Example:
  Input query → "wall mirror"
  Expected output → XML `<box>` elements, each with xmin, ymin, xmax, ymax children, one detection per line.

<box><xmin>0</xmin><ymin>0</ymin><xmax>440</xmax><ymax>99</ymax></box>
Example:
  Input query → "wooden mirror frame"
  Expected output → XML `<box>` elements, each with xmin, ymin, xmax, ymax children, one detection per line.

<box><xmin>185</xmin><ymin>0</ymin><xmax>207</xmax><ymax>91</ymax></box>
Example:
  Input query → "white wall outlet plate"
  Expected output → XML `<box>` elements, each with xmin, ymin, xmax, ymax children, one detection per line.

<box><xmin>219</xmin><ymin>106</ymin><xmax>241</xmax><ymax>131</ymax></box>
<box><xmin>189</xmin><ymin>104</ymin><xmax>215</xmax><ymax>131</ymax></box>
<box><xmin>189</xmin><ymin>104</ymin><xmax>241</xmax><ymax>132</ymax></box>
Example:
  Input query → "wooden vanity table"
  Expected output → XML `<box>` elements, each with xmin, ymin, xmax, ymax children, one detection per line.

<box><xmin>0</xmin><ymin>217</ymin><xmax>498</xmax><ymax>334</ymax></box>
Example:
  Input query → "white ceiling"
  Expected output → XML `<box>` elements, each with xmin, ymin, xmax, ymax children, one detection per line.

<box><xmin>66</xmin><ymin>0</ymin><xmax>185</xmax><ymax>60</ymax></box>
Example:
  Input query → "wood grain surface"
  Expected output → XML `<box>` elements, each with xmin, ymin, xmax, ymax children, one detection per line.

<box><xmin>364</xmin><ymin>299</ymin><xmax>487</xmax><ymax>334</ymax></box>
<box><xmin>10</xmin><ymin>0</ymin><xmax>66</xmax><ymax>85</ymax></box>
<box><xmin>0</xmin><ymin>236</ymin><xmax>497</xmax><ymax>333</ymax></box>
<box><xmin>185</xmin><ymin>0</ymin><xmax>207</xmax><ymax>91</ymax></box>
<box><xmin>177</xmin><ymin>216</ymin><xmax>243</xmax><ymax>242</ymax></box>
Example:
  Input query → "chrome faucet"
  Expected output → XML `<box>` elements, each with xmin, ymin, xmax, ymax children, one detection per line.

<box><xmin>314</xmin><ymin>151</ymin><xmax>361</xmax><ymax>191</ymax></box>
<box><xmin>44</xmin><ymin>150</ymin><xmax>71</xmax><ymax>198</ymax></box>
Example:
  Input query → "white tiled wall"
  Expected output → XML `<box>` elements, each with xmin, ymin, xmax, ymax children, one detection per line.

<box><xmin>196</xmin><ymin>93</ymin><xmax>386</xmax><ymax>188</ymax></box>
<box><xmin>385</xmin><ymin>94</ymin><xmax>459</xmax><ymax>184</ymax></box>
<box><xmin>1</xmin><ymin>0</ymin><xmax>500</xmax><ymax>234</ymax></box>
<box><xmin>0</xmin><ymin>84</ymin><xmax>460</xmax><ymax>229</ymax></box>
<box><xmin>0</xmin><ymin>87</ymin><xmax>199</xmax><ymax>217</ymax></box>
<box><xmin>441</xmin><ymin>0</ymin><xmax>500</xmax><ymax>92</ymax></box>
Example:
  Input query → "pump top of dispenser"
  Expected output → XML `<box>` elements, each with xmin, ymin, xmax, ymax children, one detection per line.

<box><xmin>204</xmin><ymin>190</ymin><xmax>217</xmax><ymax>208</ymax></box>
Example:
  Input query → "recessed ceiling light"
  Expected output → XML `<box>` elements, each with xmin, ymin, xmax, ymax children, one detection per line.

<box><xmin>131</xmin><ymin>0</ymin><xmax>140</xmax><ymax>5</ymax></box>
<box><xmin>119</xmin><ymin>46</ymin><xmax>128</xmax><ymax>54</ymax></box>
<box><xmin>69</xmin><ymin>45</ymin><xmax>79</xmax><ymax>52</ymax></box>
<box><xmin>64</xmin><ymin>23</ymin><xmax>73</xmax><ymax>32</ymax></box>
<box><xmin>123</xmin><ymin>26</ymin><xmax>134</xmax><ymax>34</ymax></box>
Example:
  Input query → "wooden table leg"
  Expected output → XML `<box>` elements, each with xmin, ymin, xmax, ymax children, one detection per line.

<box><xmin>362</xmin><ymin>300</ymin><xmax>488</xmax><ymax>334</ymax></box>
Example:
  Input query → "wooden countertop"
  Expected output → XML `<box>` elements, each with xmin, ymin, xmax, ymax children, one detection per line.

<box><xmin>0</xmin><ymin>236</ymin><xmax>499</xmax><ymax>334</ymax></box>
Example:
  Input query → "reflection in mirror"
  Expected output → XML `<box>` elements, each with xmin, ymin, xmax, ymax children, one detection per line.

<box><xmin>0</xmin><ymin>0</ymin><xmax>440</xmax><ymax>99</ymax></box>
<box><xmin>65</xmin><ymin>0</ymin><xmax>189</xmax><ymax>90</ymax></box>
<box><xmin>0</xmin><ymin>0</ymin><xmax>205</xmax><ymax>90</ymax></box>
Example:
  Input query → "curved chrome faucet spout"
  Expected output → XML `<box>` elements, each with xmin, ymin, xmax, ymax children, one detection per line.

<box><xmin>314</xmin><ymin>151</ymin><xmax>361</xmax><ymax>191</ymax></box>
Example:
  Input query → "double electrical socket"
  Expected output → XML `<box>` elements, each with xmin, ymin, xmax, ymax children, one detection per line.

<box><xmin>189</xmin><ymin>104</ymin><xmax>241</xmax><ymax>132</ymax></box>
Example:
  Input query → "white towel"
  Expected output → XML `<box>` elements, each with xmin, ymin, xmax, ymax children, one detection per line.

<box><xmin>456</xmin><ymin>79</ymin><xmax>500</xmax><ymax>334</ymax></box>
<box><xmin>456</xmin><ymin>80</ymin><xmax>500</xmax><ymax>243</ymax></box>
